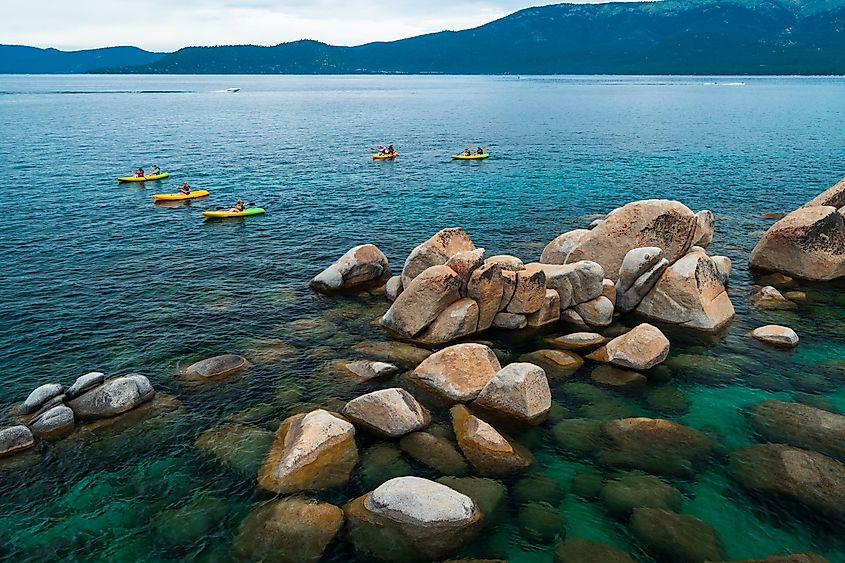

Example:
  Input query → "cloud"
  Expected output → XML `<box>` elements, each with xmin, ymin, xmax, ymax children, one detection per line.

<box><xmin>1</xmin><ymin>1</ymin><xmax>640</xmax><ymax>51</ymax></box>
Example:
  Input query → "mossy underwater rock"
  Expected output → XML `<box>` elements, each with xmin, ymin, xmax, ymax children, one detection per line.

<box><xmin>358</xmin><ymin>443</ymin><xmax>414</xmax><ymax>490</ymax></box>
<box><xmin>554</xmin><ymin>536</ymin><xmax>636</xmax><ymax>563</ymax></box>
<box><xmin>194</xmin><ymin>422</ymin><xmax>274</xmax><ymax>476</ymax></box>
<box><xmin>590</xmin><ymin>365</ymin><xmax>647</xmax><ymax>393</ymax></box>
<box><xmin>451</xmin><ymin>404</ymin><xmax>533</xmax><ymax>476</ymax></box>
<box><xmin>258</xmin><ymin>409</ymin><xmax>358</xmax><ymax>494</ymax></box>
<box><xmin>182</xmin><ymin>354</ymin><xmax>249</xmax><ymax>381</ymax></box>
<box><xmin>601</xmin><ymin>472</ymin><xmax>683</xmax><ymax>517</ymax></box>
<box><xmin>399</xmin><ymin>431</ymin><xmax>469</xmax><ymax>476</ymax></box>
<box><xmin>436</xmin><ymin>475</ymin><xmax>508</xmax><ymax>521</ymax></box>
<box><xmin>344</xmin><ymin>476</ymin><xmax>483</xmax><ymax>562</ymax></box>
<box><xmin>153</xmin><ymin>494</ymin><xmax>229</xmax><ymax>548</ymax></box>
<box><xmin>351</xmin><ymin>340</ymin><xmax>433</xmax><ymax>369</ymax></box>
<box><xmin>629</xmin><ymin>507</ymin><xmax>724</xmax><ymax>562</ymax></box>
<box><xmin>597</xmin><ymin>418</ymin><xmax>713</xmax><ymax>477</ymax></box>
<box><xmin>518</xmin><ymin>349</ymin><xmax>584</xmax><ymax>378</ymax></box>
<box><xmin>551</xmin><ymin>419</ymin><xmax>602</xmax><ymax>453</ymax></box>
<box><xmin>644</xmin><ymin>386</ymin><xmax>691</xmax><ymax>415</ymax></box>
<box><xmin>570</xmin><ymin>470</ymin><xmax>605</xmax><ymax>499</ymax></box>
<box><xmin>518</xmin><ymin>501</ymin><xmax>565</xmax><ymax>543</ymax></box>
<box><xmin>748</xmin><ymin>401</ymin><xmax>845</xmax><ymax>461</ymax></box>
<box><xmin>512</xmin><ymin>474</ymin><xmax>565</xmax><ymax>506</ymax></box>
<box><xmin>730</xmin><ymin>444</ymin><xmax>845</xmax><ymax>521</ymax></box>
<box><xmin>232</xmin><ymin>496</ymin><xmax>344</xmax><ymax>563</ymax></box>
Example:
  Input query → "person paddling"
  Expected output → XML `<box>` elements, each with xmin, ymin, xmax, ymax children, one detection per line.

<box><xmin>179</xmin><ymin>182</ymin><xmax>191</xmax><ymax>195</ymax></box>
<box><xmin>152</xmin><ymin>164</ymin><xmax>161</xmax><ymax>175</ymax></box>
<box><xmin>227</xmin><ymin>199</ymin><xmax>245</xmax><ymax>213</ymax></box>
<box><xmin>476</xmin><ymin>147</ymin><xmax>485</xmax><ymax>155</ymax></box>
<box><xmin>135</xmin><ymin>167</ymin><xmax>145</xmax><ymax>178</ymax></box>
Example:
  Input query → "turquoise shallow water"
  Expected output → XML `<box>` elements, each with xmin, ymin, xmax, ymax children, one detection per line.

<box><xmin>1</xmin><ymin>75</ymin><xmax>845</xmax><ymax>561</ymax></box>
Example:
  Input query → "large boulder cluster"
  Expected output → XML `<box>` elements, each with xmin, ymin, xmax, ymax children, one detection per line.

<box><xmin>1</xmin><ymin>372</ymin><xmax>164</xmax><ymax>460</ymax></box>
<box><xmin>750</xmin><ymin>175</ymin><xmax>845</xmax><ymax>280</ymax></box>
<box><xmin>310</xmin><ymin>199</ymin><xmax>735</xmax><ymax>345</ymax></box>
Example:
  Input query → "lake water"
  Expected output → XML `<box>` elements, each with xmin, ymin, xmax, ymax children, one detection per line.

<box><xmin>1</xmin><ymin>74</ymin><xmax>845</xmax><ymax>562</ymax></box>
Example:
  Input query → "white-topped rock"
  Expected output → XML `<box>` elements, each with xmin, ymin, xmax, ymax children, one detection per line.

<box><xmin>258</xmin><ymin>409</ymin><xmax>358</xmax><ymax>494</ymax></box>
<box><xmin>29</xmin><ymin>405</ymin><xmax>75</xmax><ymax>440</ymax></box>
<box><xmin>309</xmin><ymin>244</ymin><xmax>391</xmax><ymax>293</ymax></box>
<box><xmin>342</xmin><ymin>388</ymin><xmax>430</xmax><ymax>438</ymax></box>
<box><xmin>66</xmin><ymin>374</ymin><xmax>155</xmax><ymax>420</ymax></box>
<box><xmin>183</xmin><ymin>354</ymin><xmax>249</xmax><ymax>381</ymax></box>
<box><xmin>574</xmin><ymin>295</ymin><xmax>614</xmax><ymax>327</ymax></box>
<box><xmin>340</xmin><ymin>360</ymin><xmax>399</xmax><ymax>380</ymax></box>
<box><xmin>66</xmin><ymin>371</ymin><xmax>104</xmax><ymax>399</ymax></box>
<box><xmin>0</xmin><ymin>425</ymin><xmax>35</xmax><ymax>458</ymax></box>
<box><xmin>750</xmin><ymin>325</ymin><xmax>799</xmax><ymax>348</ymax></box>
<box><xmin>366</xmin><ymin>476</ymin><xmax>478</xmax><ymax>525</ymax></box>
<box><xmin>473</xmin><ymin>363</ymin><xmax>551</xmax><ymax>425</ymax></box>
<box><xmin>20</xmin><ymin>383</ymin><xmax>64</xmax><ymax>415</ymax></box>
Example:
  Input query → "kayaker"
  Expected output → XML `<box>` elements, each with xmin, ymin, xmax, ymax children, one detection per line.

<box><xmin>135</xmin><ymin>167</ymin><xmax>145</xmax><ymax>177</ymax></box>
<box><xmin>227</xmin><ymin>199</ymin><xmax>245</xmax><ymax>213</ymax></box>
<box><xmin>387</xmin><ymin>144</ymin><xmax>395</xmax><ymax>155</ymax></box>
<box><xmin>476</xmin><ymin>147</ymin><xmax>484</xmax><ymax>155</ymax></box>
<box><xmin>462</xmin><ymin>148</ymin><xmax>471</xmax><ymax>156</ymax></box>
<box><xmin>179</xmin><ymin>182</ymin><xmax>191</xmax><ymax>195</ymax></box>
<box><xmin>152</xmin><ymin>164</ymin><xmax>161</xmax><ymax>175</ymax></box>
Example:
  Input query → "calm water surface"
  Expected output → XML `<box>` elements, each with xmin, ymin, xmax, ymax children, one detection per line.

<box><xmin>1</xmin><ymin>74</ymin><xmax>845</xmax><ymax>561</ymax></box>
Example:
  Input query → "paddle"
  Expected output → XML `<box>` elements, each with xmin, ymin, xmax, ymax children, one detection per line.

<box><xmin>214</xmin><ymin>202</ymin><xmax>256</xmax><ymax>210</ymax></box>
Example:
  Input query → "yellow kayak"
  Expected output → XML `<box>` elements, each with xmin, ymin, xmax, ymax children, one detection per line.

<box><xmin>372</xmin><ymin>153</ymin><xmax>398</xmax><ymax>160</ymax></box>
<box><xmin>452</xmin><ymin>153</ymin><xmax>490</xmax><ymax>160</ymax></box>
<box><xmin>153</xmin><ymin>190</ymin><xmax>210</xmax><ymax>201</ymax></box>
<box><xmin>202</xmin><ymin>208</ymin><xmax>265</xmax><ymax>219</ymax></box>
<box><xmin>117</xmin><ymin>172</ymin><xmax>170</xmax><ymax>182</ymax></box>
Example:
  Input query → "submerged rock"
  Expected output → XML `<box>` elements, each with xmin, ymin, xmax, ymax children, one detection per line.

<box><xmin>399</xmin><ymin>431</ymin><xmax>469</xmax><ymax>476</ymax></box>
<box><xmin>436</xmin><ymin>475</ymin><xmax>508</xmax><ymax>521</ymax></box>
<box><xmin>352</xmin><ymin>340</ymin><xmax>432</xmax><ymax>369</ymax></box>
<box><xmin>451</xmin><ymin>404</ymin><xmax>533</xmax><ymax>476</ymax></box>
<box><xmin>750</xmin><ymin>325</ymin><xmax>799</xmax><ymax>348</ymax></box>
<box><xmin>554</xmin><ymin>536</ymin><xmax>636</xmax><ymax>563</ymax></box>
<box><xmin>750</xmin><ymin>204</ymin><xmax>845</xmax><ymax>281</ymax></box>
<box><xmin>601</xmin><ymin>473</ymin><xmax>682</xmax><ymax>517</ymax></box>
<box><xmin>512</xmin><ymin>474</ymin><xmax>565</xmax><ymax>506</ymax></box>
<box><xmin>342</xmin><ymin>388</ymin><xmax>430</xmax><ymax>438</ymax></box>
<box><xmin>518</xmin><ymin>501</ymin><xmax>565</xmax><ymax>543</ymax></box>
<box><xmin>20</xmin><ymin>383</ymin><xmax>64</xmax><ymax>415</ymax></box>
<box><xmin>645</xmin><ymin>386</ymin><xmax>691</xmax><ymax>415</ymax></box>
<box><xmin>335</xmin><ymin>359</ymin><xmax>400</xmax><ymax>380</ymax></box>
<box><xmin>233</xmin><ymin>496</ymin><xmax>344</xmax><ymax>563</ymax></box>
<box><xmin>590</xmin><ymin>365</ymin><xmax>647</xmax><ymax>393</ymax></box>
<box><xmin>66</xmin><ymin>374</ymin><xmax>155</xmax><ymax>420</ymax></box>
<box><xmin>344</xmin><ymin>476</ymin><xmax>483</xmax><ymax>562</ymax></box>
<box><xmin>153</xmin><ymin>494</ymin><xmax>228</xmax><ymax>548</ymax></box>
<box><xmin>551</xmin><ymin>419</ymin><xmax>602</xmax><ymax>453</ymax></box>
<box><xmin>258</xmin><ymin>409</ymin><xmax>358</xmax><ymax>494</ymax></box>
<box><xmin>597</xmin><ymin>417</ymin><xmax>713</xmax><ymax>477</ymax></box>
<box><xmin>630</xmin><ymin>507</ymin><xmax>724</xmax><ymax>562</ymax></box>
<box><xmin>0</xmin><ymin>425</ymin><xmax>35</xmax><ymax>458</ymax></box>
<box><xmin>359</xmin><ymin>443</ymin><xmax>414</xmax><ymax>490</ymax></box>
<box><xmin>747</xmin><ymin>400</ymin><xmax>845</xmax><ymax>462</ymax></box>
<box><xmin>751</xmin><ymin>285</ymin><xmax>797</xmax><ymax>310</ymax></box>
<box><xmin>195</xmin><ymin>422</ymin><xmax>274</xmax><ymax>476</ymax></box>
<box><xmin>411</xmin><ymin>343</ymin><xmax>501</xmax><ymax>402</ymax></box>
<box><xmin>730</xmin><ymin>444</ymin><xmax>845</xmax><ymax>521</ymax></box>
<box><xmin>182</xmin><ymin>354</ymin><xmax>249</xmax><ymax>381</ymax></box>
<box><xmin>588</xmin><ymin>323</ymin><xmax>669</xmax><ymax>371</ymax></box>
<box><xmin>547</xmin><ymin>332</ymin><xmax>606</xmax><ymax>351</ymax></box>
<box><xmin>473</xmin><ymin>362</ymin><xmax>552</xmax><ymax>425</ymax></box>
<box><xmin>382</xmin><ymin>265</ymin><xmax>462</xmax><ymax>338</ymax></box>
<box><xmin>309</xmin><ymin>244</ymin><xmax>390</xmax><ymax>293</ymax></box>
<box><xmin>518</xmin><ymin>349</ymin><xmax>584</xmax><ymax>378</ymax></box>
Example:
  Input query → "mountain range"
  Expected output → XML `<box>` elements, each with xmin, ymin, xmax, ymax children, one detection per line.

<box><xmin>4</xmin><ymin>0</ymin><xmax>845</xmax><ymax>75</ymax></box>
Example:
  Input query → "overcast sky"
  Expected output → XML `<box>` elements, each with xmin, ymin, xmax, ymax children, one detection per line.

<box><xmin>2</xmin><ymin>0</ymin><xmax>637</xmax><ymax>52</ymax></box>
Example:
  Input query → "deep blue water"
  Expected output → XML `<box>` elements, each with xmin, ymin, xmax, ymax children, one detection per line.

<box><xmin>1</xmin><ymin>75</ymin><xmax>845</xmax><ymax>562</ymax></box>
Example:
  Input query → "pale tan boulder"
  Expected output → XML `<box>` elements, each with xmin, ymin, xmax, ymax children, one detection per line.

<box><xmin>712</xmin><ymin>255</ymin><xmax>732</xmax><ymax>285</ymax></box>
<box><xmin>451</xmin><ymin>404</ymin><xmax>533</xmax><ymax>475</ymax></box>
<box><xmin>344</xmin><ymin>476</ymin><xmax>483</xmax><ymax>562</ymax></box>
<box><xmin>309</xmin><ymin>244</ymin><xmax>391</xmax><ymax>293</ymax></box>
<box><xmin>546</xmin><ymin>332</ymin><xmax>606</xmax><ymax>351</ymax></box>
<box><xmin>574</xmin><ymin>295</ymin><xmax>614</xmax><ymax>327</ymax></box>
<box><xmin>506</xmin><ymin>264</ymin><xmax>547</xmax><ymax>314</ymax></box>
<box><xmin>693</xmin><ymin>210</ymin><xmax>715</xmax><ymax>247</ymax></box>
<box><xmin>615</xmin><ymin>247</ymin><xmax>669</xmax><ymax>313</ymax></box>
<box><xmin>589</xmin><ymin>323</ymin><xmax>669</xmax><ymax>371</ymax></box>
<box><xmin>485</xmin><ymin>254</ymin><xmax>525</xmax><ymax>271</ymax></box>
<box><xmin>385</xmin><ymin>275</ymin><xmax>403</xmax><ymax>302</ymax></box>
<box><xmin>445</xmin><ymin>248</ymin><xmax>486</xmax><ymax>293</ymax></box>
<box><xmin>602</xmin><ymin>278</ymin><xmax>617</xmax><ymax>308</ymax></box>
<box><xmin>415</xmin><ymin>298</ymin><xmax>479</xmax><ymax>345</ymax></box>
<box><xmin>749</xmin><ymin>206</ymin><xmax>845</xmax><ymax>281</ymax></box>
<box><xmin>531</xmin><ymin>261</ymin><xmax>604</xmax><ymax>309</ymax></box>
<box><xmin>751</xmin><ymin>285</ymin><xmax>797</xmax><ymax>310</ymax></box>
<box><xmin>750</xmin><ymin>325</ymin><xmax>799</xmax><ymax>348</ymax></box>
<box><xmin>526</xmin><ymin>289</ymin><xmax>561</xmax><ymax>327</ymax></box>
<box><xmin>492</xmin><ymin>312</ymin><xmax>527</xmax><ymax>330</ymax></box>
<box><xmin>541</xmin><ymin>200</ymin><xmax>698</xmax><ymax>282</ymax></box>
<box><xmin>467</xmin><ymin>263</ymin><xmax>505</xmax><ymax>331</ymax></box>
<box><xmin>499</xmin><ymin>269</ymin><xmax>517</xmax><ymax>311</ymax></box>
<box><xmin>402</xmin><ymin>228</ymin><xmax>475</xmax><ymax>288</ymax></box>
<box><xmin>258</xmin><ymin>409</ymin><xmax>358</xmax><ymax>494</ymax></box>
<box><xmin>803</xmin><ymin>175</ymin><xmax>845</xmax><ymax>208</ymax></box>
<box><xmin>473</xmin><ymin>362</ymin><xmax>552</xmax><ymax>424</ymax></box>
<box><xmin>381</xmin><ymin>265</ymin><xmax>462</xmax><ymax>338</ymax></box>
<box><xmin>635</xmin><ymin>249</ymin><xmax>734</xmax><ymax>332</ymax></box>
<box><xmin>342</xmin><ymin>388</ymin><xmax>431</xmax><ymax>438</ymax></box>
<box><xmin>411</xmin><ymin>343</ymin><xmax>501</xmax><ymax>402</ymax></box>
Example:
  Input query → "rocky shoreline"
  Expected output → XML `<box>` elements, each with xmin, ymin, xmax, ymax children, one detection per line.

<box><xmin>4</xmin><ymin>178</ymin><xmax>845</xmax><ymax>561</ymax></box>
